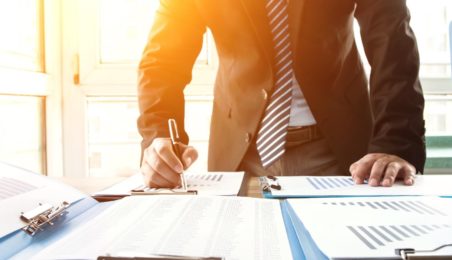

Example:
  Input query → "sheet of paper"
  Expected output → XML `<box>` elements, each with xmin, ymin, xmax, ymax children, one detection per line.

<box><xmin>0</xmin><ymin>162</ymin><xmax>86</xmax><ymax>237</ymax></box>
<box><xmin>287</xmin><ymin>196</ymin><xmax>452</xmax><ymax>259</ymax></box>
<box><xmin>33</xmin><ymin>196</ymin><xmax>292</xmax><ymax>260</ymax></box>
<box><xmin>93</xmin><ymin>171</ymin><xmax>245</xmax><ymax>197</ymax></box>
<box><xmin>265</xmin><ymin>175</ymin><xmax>452</xmax><ymax>197</ymax></box>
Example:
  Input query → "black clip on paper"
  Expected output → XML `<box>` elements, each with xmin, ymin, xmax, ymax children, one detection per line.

<box><xmin>260</xmin><ymin>175</ymin><xmax>281</xmax><ymax>192</ymax></box>
<box><xmin>395</xmin><ymin>244</ymin><xmax>452</xmax><ymax>260</ymax></box>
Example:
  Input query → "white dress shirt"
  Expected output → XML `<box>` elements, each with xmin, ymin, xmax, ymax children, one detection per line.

<box><xmin>288</xmin><ymin>75</ymin><xmax>317</xmax><ymax>126</ymax></box>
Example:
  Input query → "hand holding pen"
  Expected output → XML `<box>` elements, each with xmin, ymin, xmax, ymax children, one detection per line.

<box><xmin>140</xmin><ymin>119</ymin><xmax>198</xmax><ymax>189</ymax></box>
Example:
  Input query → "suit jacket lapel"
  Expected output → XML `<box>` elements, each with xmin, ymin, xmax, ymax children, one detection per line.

<box><xmin>239</xmin><ymin>0</ymin><xmax>274</xmax><ymax>67</ymax></box>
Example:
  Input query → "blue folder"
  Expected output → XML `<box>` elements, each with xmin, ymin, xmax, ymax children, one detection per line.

<box><xmin>2</xmin><ymin>198</ymin><xmax>309</xmax><ymax>260</ymax></box>
<box><xmin>0</xmin><ymin>196</ymin><xmax>115</xmax><ymax>259</ymax></box>
<box><xmin>280</xmin><ymin>200</ymin><xmax>328</xmax><ymax>260</ymax></box>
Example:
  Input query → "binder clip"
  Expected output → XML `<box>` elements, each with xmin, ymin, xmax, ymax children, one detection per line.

<box><xmin>260</xmin><ymin>175</ymin><xmax>281</xmax><ymax>192</ymax></box>
<box><xmin>395</xmin><ymin>244</ymin><xmax>452</xmax><ymax>260</ymax></box>
<box><xmin>20</xmin><ymin>201</ymin><xmax>70</xmax><ymax>236</ymax></box>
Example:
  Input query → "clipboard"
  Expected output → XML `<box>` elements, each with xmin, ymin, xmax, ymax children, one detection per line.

<box><xmin>97</xmin><ymin>254</ymin><xmax>224</xmax><ymax>260</ymax></box>
<box><xmin>92</xmin><ymin>172</ymin><xmax>245</xmax><ymax>201</ymax></box>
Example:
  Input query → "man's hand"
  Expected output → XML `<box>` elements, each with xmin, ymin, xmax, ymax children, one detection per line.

<box><xmin>141</xmin><ymin>138</ymin><xmax>198</xmax><ymax>188</ymax></box>
<box><xmin>349</xmin><ymin>153</ymin><xmax>416</xmax><ymax>187</ymax></box>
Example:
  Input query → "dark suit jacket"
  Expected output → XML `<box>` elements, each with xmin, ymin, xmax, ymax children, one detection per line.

<box><xmin>137</xmin><ymin>0</ymin><xmax>426</xmax><ymax>173</ymax></box>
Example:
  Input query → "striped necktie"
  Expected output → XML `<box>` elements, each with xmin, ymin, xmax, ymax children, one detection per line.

<box><xmin>256</xmin><ymin>0</ymin><xmax>293</xmax><ymax>168</ymax></box>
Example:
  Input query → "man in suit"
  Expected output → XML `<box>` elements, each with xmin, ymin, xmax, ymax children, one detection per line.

<box><xmin>137</xmin><ymin>0</ymin><xmax>426</xmax><ymax>188</ymax></box>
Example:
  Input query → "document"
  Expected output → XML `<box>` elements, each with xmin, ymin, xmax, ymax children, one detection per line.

<box><xmin>33</xmin><ymin>196</ymin><xmax>293</xmax><ymax>260</ymax></box>
<box><xmin>286</xmin><ymin>196</ymin><xmax>452</xmax><ymax>259</ymax></box>
<box><xmin>262</xmin><ymin>175</ymin><xmax>452</xmax><ymax>198</ymax></box>
<box><xmin>93</xmin><ymin>171</ymin><xmax>245</xmax><ymax>199</ymax></box>
<box><xmin>0</xmin><ymin>162</ymin><xmax>85</xmax><ymax>237</ymax></box>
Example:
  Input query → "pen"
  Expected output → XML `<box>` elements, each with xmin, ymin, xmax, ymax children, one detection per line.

<box><xmin>168</xmin><ymin>118</ymin><xmax>187</xmax><ymax>190</ymax></box>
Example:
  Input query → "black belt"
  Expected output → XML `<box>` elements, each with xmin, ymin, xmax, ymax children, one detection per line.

<box><xmin>286</xmin><ymin>125</ymin><xmax>322</xmax><ymax>148</ymax></box>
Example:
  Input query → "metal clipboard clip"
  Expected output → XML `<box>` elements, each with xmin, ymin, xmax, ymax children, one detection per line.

<box><xmin>396</xmin><ymin>244</ymin><xmax>452</xmax><ymax>260</ymax></box>
<box><xmin>131</xmin><ymin>185</ymin><xmax>198</xmax><ymax>195</ymax></box>
<box><xmin>260</xmin><ymin>175</ymin><xmax>281</xmax><ymax>192</ymax></box>
<box><xmin>20</xmin><ymin>201</ymin><xmax>70</xmax><ymax>236</ymax></box>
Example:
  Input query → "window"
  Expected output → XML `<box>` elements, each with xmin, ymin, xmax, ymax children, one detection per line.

<box><xmin>87</xmin><ymin>97</ymin><xmax>141</xmax><ymax>177</ymax></box>
<box><xmin>406</xmin><ymin>1</ymin><xmax>452</xmax><ymax>136</ymax></box>
<box><xmin>99</xmin><ymin>0</ymin><xmax>210</xmax><ymax>65</ymax></box>
<box><xmin>0</xmin><ymin>96</ymin><xmax>46</xmax><ymax>173</ymax></box>
<box><xmin>0</xmin><ymin>0</ymin><xmax>44</xmax><ymax>72</ymax></box>
<box><xmin>355</xmin><ymin>1</ymin><xmax>452</xmax><ymax>136</ymax></box>
<box><xmin>408</xmin><ymin>0</ymin><xmax>451</xmax><ymax>79</ymax></box>
<box><xmin>63</xmin><ymin>0</ymin><xmax>217</xmax><ymax>177</ymax></box>
<box><xmin>0</xmin><ymin>0</ymin><xmax>52</xmax><ymax>175</ymax></box>
<box><xmin>407</xmin><ymin>0</ymin><xmax>452</xmax><ymax>170</ymax></box>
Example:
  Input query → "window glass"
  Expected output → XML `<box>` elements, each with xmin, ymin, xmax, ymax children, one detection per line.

<box><xmin>424</xmin><ymin>95</ymin><xmax>452</xmax><ymax>135</ymax></box>
<box><xmin>86</xmin><ymin>97</ymin><xmax>210</xmax><ymax>176</ymax></box>
<box><xmin>99</xmin><ymin>0</ymin><xmax>209</xmax><ymax>65</ymax></box>
<box><xmin>87</xmin><ymin>98</ymin><xmax>141</xmax><ymax>176</ymax></box>
<box><xmin>354</xmin><ymin>1</ymin><xmax>452</xmax><ymax>135</ymax></box>
<box><xmin>0</xmin><ymin>0</ymin><xmax>42</xmax><ymax>71</ymax></box>
<box><xmin>0</xmin><ymin>95</ymin><xmax>46</xmax><ymax>174</ymax></box>
<box><xmin>355</xmin><ymin>1</ymin><xmax>452</xmax><ymax>79</ymax></box>
<box><xmin>407</xmin><ymin>0</ymin><xmax>452</xmax><ymax>78</ymax></box>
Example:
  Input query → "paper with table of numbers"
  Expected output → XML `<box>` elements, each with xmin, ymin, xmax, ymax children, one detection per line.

<box><xmin>33</xmin><ymin>195</ymin><xmax>293</xmax><ymax>260</ymax></box>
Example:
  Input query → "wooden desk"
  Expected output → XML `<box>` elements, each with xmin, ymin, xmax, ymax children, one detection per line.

<box><xmin>242</xmin><ymin>176</ymin><xmax>262</xmax><ymax>198</ymax></box>
<box><xmin>55</xmin><ymin>176</ymin><xmax>263</xmax><ymax>199</ymax></box>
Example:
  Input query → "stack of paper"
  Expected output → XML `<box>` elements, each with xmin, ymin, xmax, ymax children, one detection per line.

<box><xmin>93</xmin><ymin>171</ymin><xmax>245</xmax><ymax>200</ymax></box>
<box><xmin>284</xmin><ymin>196</ymin><xmax>452</xmax><ymax>259</ymax></box>
<box><xmin>26</xmin><ymin>196</ymin><xmax>293</xmax><ymax>260</ymax></box>
<box><xmin>3</xmin><ymin>161</ymin><xmax>451</xmax><ymax>259</ymax></box>
<box><xmin>261</xmin><ymin>175</ymin><xmax>452</xmax><ymax>198</ymax></box>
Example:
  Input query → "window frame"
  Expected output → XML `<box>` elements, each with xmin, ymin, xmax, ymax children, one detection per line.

<box><xmin>61</xmin><ymin>0</ymin><xmax>218</xmax><ymax>177</ymax></box>
<box><xmin>0</xmin><ymin>0</ymin><xmax>64</xmax><ymax>177</ymax></box>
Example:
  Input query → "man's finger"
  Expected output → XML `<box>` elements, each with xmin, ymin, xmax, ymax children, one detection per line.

<box><xmin>147</xmin><ymin>151</ymin><xmax>182</xmax><ymax>186</ymax></box>
<box><xmin>149</xmin><ymin>171</ymin><xmax>179</xmax><ymax>188</ymax></box>
<box><xmin>381</xmin><ymin>162</ymin><xmax>402</xmax><ymax>187</ymax></box>
<box><xmin>401</xmin><ymin>165</ymin><xmax>416</xmax><ymax>186</ymax></box>
<box><xmin>153</xmin><ymin>140</ymin><xmax>183</xmax><ymax>173</ymax></box>
<box><xmin>349</xmin><ymin>162</ymin><xmax>358</xmax><ymax>174</ymax></box>
<box><xmin>141</xmin><ymin>160</ymin><xmax>176</xmax><ymax>188</ymax></box>
<box><xmin>351</xmin><ymin>159</ymin><xmax>374</xmax><ymax>184</ymax></box>
<box><xmin>369</xmin><ymin>158</ymin><xmax>389</xmax><ymax>186</ymax></box>
<box><xmin>181</xmin><ymin>146</ymin><xmax>198</xmax><ymax>169</ymax></box>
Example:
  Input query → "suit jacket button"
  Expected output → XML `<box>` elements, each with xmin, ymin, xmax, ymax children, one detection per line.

<box><xmin>245</xmin><ymin>133</ymin><xmax>252</xmax><ymax>143</ymax></box>
<box><xmin>262</xmin><ymin>89</ymin><xmax>268</xmax><ymax>101</ymax></box>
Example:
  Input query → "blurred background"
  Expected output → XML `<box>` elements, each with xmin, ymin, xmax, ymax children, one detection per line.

<box><xmin>0</xmin><ymin>0</ymin><xmax>451</xmax><ymax>178</ymax></box>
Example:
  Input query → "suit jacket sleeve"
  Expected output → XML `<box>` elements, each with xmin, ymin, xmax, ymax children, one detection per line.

<box><xmin>354</xmin><ymin>0</ymin><xmax>426</xmax><ymax>172</ymax></box>
<box><xmin>137</xmin><ymin>0</ymin><xmax>206</xmax><ymax>154</ymax></box>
